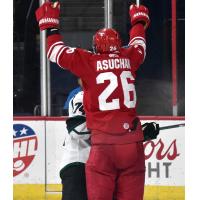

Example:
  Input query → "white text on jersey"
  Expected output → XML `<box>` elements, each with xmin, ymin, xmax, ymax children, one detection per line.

<box><xmin>96</xmin><ymin>58</ymin><xmax>131</xmax><ymax>71</ymax></box>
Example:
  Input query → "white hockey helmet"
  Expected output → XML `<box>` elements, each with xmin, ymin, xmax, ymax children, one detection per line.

<box><xmin>68</xmin><ymin>91</ymin><xmax>85</xmax><ymax>117</ymax></box>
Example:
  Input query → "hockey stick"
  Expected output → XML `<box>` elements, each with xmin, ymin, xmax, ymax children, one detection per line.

<box><xmin>159</xmin><ymin>123</ymin><xmax>185</xmax><ymax>131</ymax></box>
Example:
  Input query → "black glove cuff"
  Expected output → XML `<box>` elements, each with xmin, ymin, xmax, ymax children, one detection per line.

<box><xmin>47</xmin><ymin>28</ymin><xmax>60</xmax><ymax>37</ymax></box>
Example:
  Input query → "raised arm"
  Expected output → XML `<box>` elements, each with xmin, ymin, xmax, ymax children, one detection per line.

<box><xmin>126</xmin><ymin>4</ymin><xmax>150</xmax><ymax>69</ymax></box>
<box><xmin>35</xmin><ymin>1</ymin><xmax>91</xmax><ymax>78</ymax></box>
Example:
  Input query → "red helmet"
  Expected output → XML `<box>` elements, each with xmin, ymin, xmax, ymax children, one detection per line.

<box><xmin>93</xmin><ymin>28</ymin><xmax>121</xmax><ymax>53</ymax></box>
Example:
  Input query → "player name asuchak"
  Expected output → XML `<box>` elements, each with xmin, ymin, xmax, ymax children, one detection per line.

<box><xmin>97</xmin><ymin>58</ymin><xmax>131</xmax><ymax>71</ymax></box>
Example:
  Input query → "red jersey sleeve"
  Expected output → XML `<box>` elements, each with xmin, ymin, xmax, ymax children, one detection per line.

<box><xmin>122</xmin><ymin>23</ymin><xmax>146</xmax><ymax>71</ymax></box>
<box><xmin>47</xmin><ymin>33</ymin><xmax>92</xmax><ymax>78</ymax></box>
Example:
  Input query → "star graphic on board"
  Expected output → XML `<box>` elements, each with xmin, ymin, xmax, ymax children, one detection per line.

<box><xmin>13</xmin><ymin>129</ymin><xmax>17</xmax><ymax>137</ymax></box>
<box><xmin>20</xmin><ymin>127</ymin><xmax>28</xmax><ymax>135</ymax></box>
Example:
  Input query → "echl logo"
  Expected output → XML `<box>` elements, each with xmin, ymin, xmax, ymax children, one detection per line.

<box><xmin>13</xmin><ymin>124</ymin><xmax>38</xmax><ymax>177</ymax></box>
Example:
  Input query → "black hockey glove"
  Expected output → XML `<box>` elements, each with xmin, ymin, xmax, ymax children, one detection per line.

<box><xmin>142</xmin><ymin>122</ymin><xmax>160</xmax><ymax>141</ymax></box>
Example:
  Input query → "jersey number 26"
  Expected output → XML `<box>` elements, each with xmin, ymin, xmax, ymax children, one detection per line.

<box><xmin>96</xmin><ymin>71</ymin><xmax>137</xmax><ymax>111</ymax></box>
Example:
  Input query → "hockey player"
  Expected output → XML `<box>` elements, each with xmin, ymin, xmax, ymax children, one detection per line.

<box><xmin>36</xmin><ymin>2</ymin><xmax>151</xmax><ymax>199</ymax></box>
<box><xmin>61</xmin><ymin>90</ymin><xmax>159</xmax><ymax>200</ymax></box>
<box><xmin>60</xmin><ymin>90</ymin><xmax>90</xmax><ymax>200</ymax></box>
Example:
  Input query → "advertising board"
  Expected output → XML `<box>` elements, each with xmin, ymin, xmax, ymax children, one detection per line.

<box><xmin>13</xmin><ymin>117</ymin><xmax>185</xmax><ymax>199</ymax></box>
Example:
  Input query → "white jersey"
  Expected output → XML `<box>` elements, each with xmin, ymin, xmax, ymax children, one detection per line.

<box><xmin>60</xmin><ymin>91</ymin><xmax>91</xmax><ymax>171</ymax></box>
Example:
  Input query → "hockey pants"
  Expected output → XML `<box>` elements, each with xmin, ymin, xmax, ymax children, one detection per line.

<box><xmin>86</xmin><ymin>142</ymin><xmax>145</xmax><ymax>200</ymax></box>
<box><xmin>60</xmin><ymin>163</ymin><xmax>88</xmax><ymax>200</ymax></box>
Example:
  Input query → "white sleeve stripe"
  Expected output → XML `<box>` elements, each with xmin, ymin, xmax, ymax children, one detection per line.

<box><xmin>130</xmin><ymin>39</ymin><xmax>146</xmax><ymax>50</ymax></box>
<box><xmin>47</xmin><ymin>42</ymin><xmax>64</xmax><ymax>59</ymax></box>
<box><xmin>129</xmin><ymin>37</ymin><xmax>146</xmax><ymax>46</ymax></box>
<box><xmin>129</xmin><ymin>38</ymin><xmax>146</xmax><ymax>62</ymax></box>
<box><xmin>55</xmin><ymin>45</ymin><xmax>65</xmax><ymax>62</ymax></box>
<box><xmin>48</xmin><ymin>44</ymin><xmax>65</xmax><ymax>63</ymax></box>
<box><xmin>47</xmin><ymin>41</ymin><xmax>64</xmax><ymax>58</ymax></box>
<box><xmin>56</xmin><ymin>47</ymin><xmax>68</xmax><ymax>68</ymax></box>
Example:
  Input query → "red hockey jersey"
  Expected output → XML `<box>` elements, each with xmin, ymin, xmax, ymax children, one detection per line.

<box><xmin>47</xmin><ymin>24</ymin><xmax>146</xmax><ymax>144</ymax></box>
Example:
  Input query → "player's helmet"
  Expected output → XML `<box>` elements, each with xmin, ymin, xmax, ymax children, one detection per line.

<box><xmin>93</xmin><ymin>28</ymin><xmax>121</xmax><ymax>53</ymax></box>
<box><xmin>68</xmin><ymin>91</ymin><xmax>85</xmax><ymax>117</ymax></box>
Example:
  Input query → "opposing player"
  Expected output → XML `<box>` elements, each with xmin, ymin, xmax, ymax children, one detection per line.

<box><xmin>36</xmin><ymin>2</ymin><xmax>151</xmax><ymax>199</ymax></box>
<box><xmin>60</xmin><ymin>91</ymin><xmax>90</xmax><ymax>200</ymax></box>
